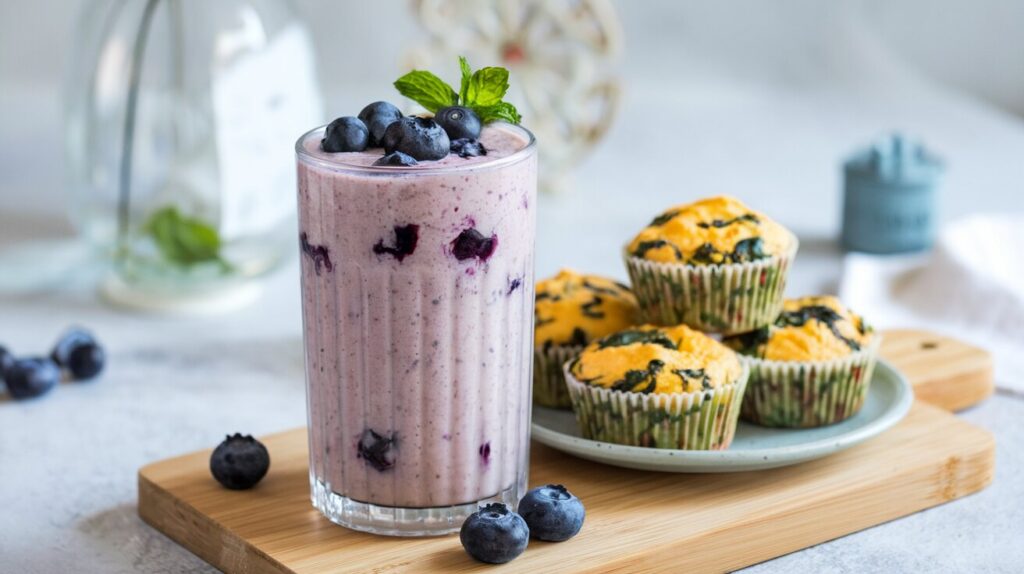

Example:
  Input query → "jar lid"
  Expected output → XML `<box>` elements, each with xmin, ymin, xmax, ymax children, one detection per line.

<box><xmin>844</xmin><ymin>133</ymin><xmax>943</xmax><ymax>186</ymax></box>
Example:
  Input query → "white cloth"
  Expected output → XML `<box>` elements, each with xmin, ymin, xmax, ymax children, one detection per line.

<box><xmin>839</xmin><ymin>214</ymin><xmax>1024</xmax><ymax>392</ymax></box>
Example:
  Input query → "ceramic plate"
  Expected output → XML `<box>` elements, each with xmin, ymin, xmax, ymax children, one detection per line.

<box><xmin>531</xmin><ymin>359</ymin><xmax>914</xmax><ymax>472</ymax></box>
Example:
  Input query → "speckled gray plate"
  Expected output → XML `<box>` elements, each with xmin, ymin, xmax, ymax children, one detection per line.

<box><xmin>531</xmin><ymin>359</ymin><xmax>914</xmax><ymax>472</ymax></box>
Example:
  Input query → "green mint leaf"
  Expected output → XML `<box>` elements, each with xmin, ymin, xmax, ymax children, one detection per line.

<box><xmin>473</xmin><ymin>101</ymin><xmax>522</xmax><ymax>124</ymax></box>
<box><xmin>395</xmin><ymin>58</ymin><xmax>521</xmax><ymax>124</ymax></box>
<box><xmin>458</xmin><ymin>56</ymin><xmax>472</xmax><ymax>105</ymax></box>
<box><xmin>144</xmin><ymin>206</ymin><xmax>225</xmax><ymax>268</ymax></box>
<box><xmin>393</xmin><ymin>70</ymin><xmax>458</xmax><ymax>112</ymax></box>
<box><xmin>465</xmin><ymin>66</ymin><xmax>509</xmax><ymax>107</ymax></box>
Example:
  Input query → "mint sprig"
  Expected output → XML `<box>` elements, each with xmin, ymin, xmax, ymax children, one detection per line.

<box><xmin>394</xmin><ymin>56</ymin><xmax>521</xmax><ymax>124</ymax></box>
<box><xmin>392</xmin><ymin>71</ymin><xmax>458</xmax><ymax>113</ymax></box>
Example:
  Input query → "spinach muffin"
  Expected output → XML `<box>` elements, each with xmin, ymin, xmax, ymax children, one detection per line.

<box><xmin>624</xmin><ymin>195</ymin><xmax>798</xmax><ymax>334</ymax></box>
<box><xmin>533</xmin><ymin>269</ymin><xmax>640</xmax><ymax>408</ymax></box>
<box><xmin>723</xmin><ymin>295</ymin><xmax>880</xmax><ymax>428</ymax></box>
<box><xmin>564</xmin><ymin>324</ymin><xmax>748</xmax><ymax>450</ymax></box>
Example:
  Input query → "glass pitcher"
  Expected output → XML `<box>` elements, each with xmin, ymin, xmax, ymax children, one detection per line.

<box><xmin>64</xmin><ymin>0</ymin><xmax>323</xmax><ymax>311</ymax></box>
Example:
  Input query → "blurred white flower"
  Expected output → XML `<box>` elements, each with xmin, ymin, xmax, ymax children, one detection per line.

<box><xmin>408</xmin><ymin>0</ymin><xmax>623</xmax><ymax>193</ymax></box>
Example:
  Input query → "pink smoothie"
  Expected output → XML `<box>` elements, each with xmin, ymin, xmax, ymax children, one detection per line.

<box><xmin>296</xmin><ymin>124</ymin><xmax>537</xmax><ymax>529</ymax></box>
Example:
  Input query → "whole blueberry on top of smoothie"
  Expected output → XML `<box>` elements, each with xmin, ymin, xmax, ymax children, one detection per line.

<box><xmin>358</xmin><ymin>101</ymin><xmax>403</xmax><ymax>147</ymax></box>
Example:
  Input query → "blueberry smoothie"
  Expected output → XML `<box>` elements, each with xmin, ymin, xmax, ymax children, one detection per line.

<box><xmin>296</xmin><ymin>112</ymin><xmax>537</xmax><ymax>536</ymax></box>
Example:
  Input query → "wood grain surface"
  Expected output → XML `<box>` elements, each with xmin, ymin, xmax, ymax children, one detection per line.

<box><xmin>138</xmin><ymin>330</ymin><xmax>996</xmax><ymax>573</ymax></box>
<box><xmin>880</xmin><ymin>329</ymin><xmax>994</xmax><ymax>411</ymax></box>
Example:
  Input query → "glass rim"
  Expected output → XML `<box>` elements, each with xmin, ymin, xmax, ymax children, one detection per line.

<box><xmin>294</xmin><ymin>121</ymin><xmax>537</xmax><ymax>176</ymax></box>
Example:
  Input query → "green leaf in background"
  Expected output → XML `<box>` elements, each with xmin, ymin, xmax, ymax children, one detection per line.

<box><xmin>458</xmin><ymin>56</ymin><xmax>472</xmax><ymax>105</ymax></box>
<box><xmin>474</xmin><ymin>101</ymin><xmax>522</xmax><ymax>124</ymax></box>
<box><xmin>144</xmin><ymin>206</ymin><xmax>228</xmax><ymax>269</ymax></box>
<box><xmin>393</xmin><ymin>70</ymin><xmax>459</xmax><ymax>112</ymax></box>
<box><xmin>465</xmin><ymin>66</ymin><xmax>509</xmax><ymax>107</ymax></box>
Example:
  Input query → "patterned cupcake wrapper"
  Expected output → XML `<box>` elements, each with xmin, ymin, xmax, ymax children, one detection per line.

<box><xmin>739</xmin><ymin>335</ymin><xmax>882</xmax><ymax>428</ymax></box>
<box><xmin>533</xmin><ymin>345</ymin><xmax>584</xmax><ymax>409</ymax></box>
<box><xmin>563</xmin><ymin>361</ymin><xmax>750</xmax><ymax>450</ymax></box>
<box><xmin>623</xmin><ymin>235</ymin><xmax>798</xmax><ymax>335</ymax></box>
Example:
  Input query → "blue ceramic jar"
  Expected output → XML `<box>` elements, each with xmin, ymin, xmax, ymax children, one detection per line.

<box><xmin>840</xmin><ymin>134</ymin><xmax>943</xmax><ymax>253</ymax></box>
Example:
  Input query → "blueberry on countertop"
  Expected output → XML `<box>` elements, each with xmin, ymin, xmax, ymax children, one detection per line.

<box><xmin>460</xmin><ymin>503</ymin><xmax>530</xmax><ymax>564</ymax></box>
<box><xmin>51</xmin><ymin>327</ymin><xmax>96</xmax><ymax>367</ymax></box>
<box><xmin>450</xmin><ymin>138</ymin><xmax>487</xmax><ymax>158</ymax></box>
<box><xmin>321</xmin><ymin>116</ymin><xmax>369</xmax><ymax>153</ymax></box>
<box><xmin>210</xmin><ymin>433</ymin><xmax>271</xmax><ymax>490</ymax></box>
<box><xmin>67</xmin><ymin>342</ymin><xmax>105</xmax><ymax>381</ymax></box>
<box><xmin>382</xmin><ymin>117</ymin><xmax>450</xmax><ymax>161</ymax></box>
<box><xmin>373</xmin><ymin>151</ymin><xmax>419</xmax><ymax>167</ymax></box>
<box><xmin>451</xmin><ymin>228</ymin><xmax>497</xmax><ymax>262</ymax></box>
<box><xmin>358</xmin><ymin>101</ymin><xmax>403</xmax><ymax>147</ymax></box>
<box><xmin>517</xmin><ymin>484</ymin><xmax>585</xmax><ymax>542</ymax></box>
<box><xmin>4</xmin><ymin>357</ymin><xmax>60</xmax><ymax>400</ymax></box>
<box><xmin>0</xmin><ymin>345</ymin><xmax>14</xmax><ymax>376</ymax></box>
<box><xmin>435</xmin><ymin>106</ymin><xmax>482</xmax><ymax>141</ymax></box>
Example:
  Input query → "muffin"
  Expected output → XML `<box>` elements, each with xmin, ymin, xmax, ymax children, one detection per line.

<box><xmin>534</xmin><ymin>269</ymin><xmax>640</xmax><ymax>408</ymax></box>
<box><xmin>624</xmin><ymin>195</ymin><xmax>798</xmax><ymax>334</ymax></box>
<box><xmin>564</xmin><ymin>324</ymin><xmax>748</xmax><ymax>450</ymax></box>
<box><xmin>724</xmin><ymin>295</ymin><xmax>880</xmax><ymax>428</ymax></box>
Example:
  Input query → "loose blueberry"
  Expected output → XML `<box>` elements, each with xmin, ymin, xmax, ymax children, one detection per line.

<box><xmin>450</xmin><ymin>138</ymin><xmax>487</xmax><ymax>158</ymax></box>
<box><xmin>0</xmin><ymin>345</ymin><xmax>14</xmax><ymax>377</ymax></box>
<box><xmin>517</xmin><ymin>484</ymin><xmax>585</xmax><ymax>542</ymax></box>
<box><xmin>358</xmin><ymin>101</ymin><xmax>403</xmax><ymax>147</ymax></box>
<box><xmin>4</xmin><ymin>357</ymin><xmax>60</xmax><ymax>400</ymax></box>
<box><xmin>435</xmin><ymin>106</ymin><xmax>482</xmax><ymax>140</ymax></box>
<box><xmin>373</xmin><ymin>151</ymin><xmax>418</xmax><ymax>167</ymax></box>
<box><xmin>321</xmin><ymin>116</ymin><xmax>369</xmax><ymax>153</ymax></box>
<box><xmin>460</xmin><ymin>503</ymin><xmax>529</xmax><ymax>564</ymax></box>
<box><xmin>67</xmin><ymin>342</ymin><xmax>105</xmax><ymax>381</ymax></box>
<box><xmin>51</xmin><ymin>327</ymin><xmax>96</xmax><ymax>367</ymax></box>
<box><xmin>372</xmin><ymin>224</ymin><xmax>419</xmax><ymax>262</ymax></box>
<box><xmin>382</xmin><ymin>116</ymin><xmax>450</xmax><ymax>161</ymax></box>
<box><xmin>357</xmin><ymin>428</ymin><xmax>397</xmax><ymax>471</ymax></box>
<box><xmin>210</xmin><ymin>433</ymin><xmax>270</xmax><ymax>490</ymax></box>
<box><xmin>451</xmin><ymin>228</ymin><xmax>497</xmax><ymax>262</ymax></box>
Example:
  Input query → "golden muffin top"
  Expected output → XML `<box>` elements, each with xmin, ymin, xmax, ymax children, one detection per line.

<box><xmin>724</xmin><ymin>296</ymin><xmax>873</xmax><ymax>362</ymax></box>
<box><xmin>569</xmin><ymin>324</ymin><xmax>742</xmax><ymax>394</ymax></box>
<box><xmin>535</xmin><ymin>269</ymin><xmax>641</xmax><ymax>348</ymax></box>
<box><xmin>627</xmin><ymin>196</ymin><xmax>792</xmax><ymax>265</ymax></box>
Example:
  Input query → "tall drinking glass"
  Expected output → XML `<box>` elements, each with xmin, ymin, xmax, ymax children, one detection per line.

<box><xmin>295</xmin><ymin>123</ymin><xmax>537</xmax><ymax>536</ymax></box>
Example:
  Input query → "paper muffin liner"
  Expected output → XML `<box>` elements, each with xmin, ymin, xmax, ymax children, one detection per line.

<box><xmin>533</xmin><ymin>344</ymin><xmax>584</xmax><ymax>409</ymax></box>
<box><xmin>563</xmin><ymin>361</ymin><xmax>750</xmax><ymax>450</ymax></box>
<box><xmin>623</xmin><ymin>235</ymin><xmax>798</xmax><ymax>335</ymax></box>
<box><xmin>739</xmin><ymin>334</ymin><xmax>882</xmax><ymax>428</ymax></box>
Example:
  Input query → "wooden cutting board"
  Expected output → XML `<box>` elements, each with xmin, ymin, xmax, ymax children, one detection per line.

<box><xmin>138</xmin><ymin>329</ymin><xmax>995</xmax><ymax>573</ymax></box>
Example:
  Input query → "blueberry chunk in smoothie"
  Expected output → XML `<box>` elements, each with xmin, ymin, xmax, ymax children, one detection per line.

<box><xmin>451</xmin><ymin>228</ymin><xmax>497</xmax><ymax>262</ymax></box>
<box><xmin>479</xmin><ymin>441</ymin><xmax>491</xmax><ymax>465</ymax></box>
<box><xmin>357</xmin><ymin>429</ymin><xmax>397</xmax><ymax>472</ymax></box>
<box><xmin>373</xmin><ymin>224</ymin><xmax>420</xmax><ymax>262</ymax></box>
<box><xmin>299</xmin><ymin>232</ymin><xmax>333</xmax><ymax>275</ymax></box>
<box><xmin>507</xmin><ymin>276</ymin><xmax>522</xmax><ymax>295</ymax></box>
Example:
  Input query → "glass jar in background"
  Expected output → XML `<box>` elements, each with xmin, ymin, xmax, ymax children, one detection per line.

<box><xmin>64</xmin><ymin>0</ymin><xmax>323</xmax><ymax>312</ymax></box>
